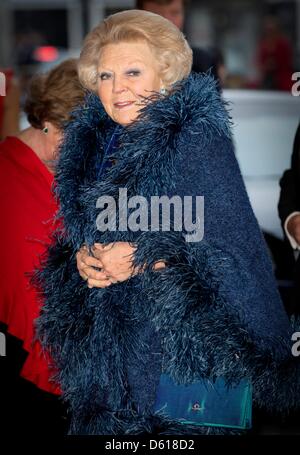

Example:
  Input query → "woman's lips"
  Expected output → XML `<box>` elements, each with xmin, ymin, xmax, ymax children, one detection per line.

<box><xmin>113</xmin><ymin>101</ymin><xmax>135</xmax><ymax>109</ymax></box>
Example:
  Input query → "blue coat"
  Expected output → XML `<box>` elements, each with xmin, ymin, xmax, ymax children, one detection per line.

<box><xmin>36</xmin><ymin>73</ymin><xmax>299</xmax><ymax>434</ymax></box>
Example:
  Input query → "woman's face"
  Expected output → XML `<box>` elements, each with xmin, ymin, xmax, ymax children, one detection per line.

<box><xmin>97</xmin><ymin>41</ymin><xmax>163</xmax><ymax>126</ymax></box>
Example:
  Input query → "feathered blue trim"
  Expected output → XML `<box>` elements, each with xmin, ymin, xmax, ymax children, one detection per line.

<box><xmin>35</xmin><ymin>73</ymin><xmax>300</xmax><ymax>435</ymax></box>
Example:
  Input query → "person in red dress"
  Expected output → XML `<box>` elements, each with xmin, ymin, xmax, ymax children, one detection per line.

<box><xmin>0</xmin><ymin>59</ymin><xmax>85</xmax><ymax>434</ymax></box>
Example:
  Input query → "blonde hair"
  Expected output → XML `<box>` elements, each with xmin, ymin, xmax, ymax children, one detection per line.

<box><xmin>78</xmin><ymin>10</ymin><xmax>192</xmax><ymax>92</ymax></box>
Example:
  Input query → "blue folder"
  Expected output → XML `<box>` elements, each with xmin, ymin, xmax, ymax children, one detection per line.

<box><xmin>154</xmin><ymin>374</ymin><xmax>252</xmax><ymax>430</ymax></box>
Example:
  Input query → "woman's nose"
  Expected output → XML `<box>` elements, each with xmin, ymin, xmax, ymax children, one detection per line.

<box><xmin>112</xmin><ymin>77</ymin><xmax>126</xmax><ymax>94</ymax></box>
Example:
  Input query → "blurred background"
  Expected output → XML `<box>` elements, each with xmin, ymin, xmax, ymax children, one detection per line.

<box><xmin>0</xmin><ymin>0</ymin><xmax>299</xmax><ymax>87</ymax></box>
<box><xmin>0</xmin><ymin>0</ymin><xmax>299</xmax><ymax>89</ymax></box>
<box><xmin>0</xmin><ymin>0</ymin><xmax>299</xmax><ymax>310</ymax></box>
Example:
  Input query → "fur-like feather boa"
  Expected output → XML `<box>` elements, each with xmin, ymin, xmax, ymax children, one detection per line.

<box><xmin>35</xmin><ymin>73</ymin><xmax>300</xmax><ymax>435</ymax></box>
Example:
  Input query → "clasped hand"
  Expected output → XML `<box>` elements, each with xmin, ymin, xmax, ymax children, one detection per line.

<box><xmin>76</xmin><ymin>242</ymin><xmax>137</xmax><ymax>288</ymax></box>
<box><xmin>76</xmin><ymin>241</ymin><xmax>166</xmax><ymax>288</ymax></box>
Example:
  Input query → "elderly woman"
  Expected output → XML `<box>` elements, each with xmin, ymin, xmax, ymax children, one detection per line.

<box><xmin>36</xmin><ymin>11</ymin><xmax>299</xmax><ymax>435</ymax></box>
<box><xmin>0</xmin><ymin>59</ymin><xmax>85</xmax><ymax>433</ymax></box>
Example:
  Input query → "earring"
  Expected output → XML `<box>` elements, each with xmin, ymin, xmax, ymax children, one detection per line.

<box><xmin>160</xmin><ymin>87</ymin><xmax>167</xmax><ymax>95</ymax></box>
<box><xmin>43</xmin><ymin>127</ymin><xmax>48</xmax><ymax>134</ymax></box>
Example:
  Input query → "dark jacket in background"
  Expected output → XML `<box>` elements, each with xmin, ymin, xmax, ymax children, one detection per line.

<box><xmin>278</xmin><ymin>122</ymin><xmax>300</xmax><ymax>312</ymax></box>
<box><xmin>192</xmin><ymin>47</ymin><xmax>220</xmax><ymax>86</ymax></box>
<box><xmin>279</xmin><ymin>123</ymin><xmax>300</xmax><ymax>222</ymax></box>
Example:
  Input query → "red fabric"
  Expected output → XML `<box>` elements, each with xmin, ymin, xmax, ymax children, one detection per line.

<box><xmin>0</xmin><ymin>136</ymin><xmax>61</xmax><ymax>394</ymax></box>
<box><xmin>257</xmin><ymin>35</ymin><xmax>293</xmax><ymax>91</ymax></box>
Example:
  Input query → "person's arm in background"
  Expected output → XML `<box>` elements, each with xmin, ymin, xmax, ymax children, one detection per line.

<box><xmin>278</xmin><ymin>122</ymin><xmax>300</xmax><ymax>249</ymax></box>
<box><xmin>1</xmin><ymin>77</ymin><xmax>20</xmax><ymax>140</ymax></box>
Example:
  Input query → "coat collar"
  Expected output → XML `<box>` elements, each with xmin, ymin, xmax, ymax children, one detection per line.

<box><xmin>73</xmin><ymin>71</ymin><xmax>231</xmax><ymax>145</ymax></box>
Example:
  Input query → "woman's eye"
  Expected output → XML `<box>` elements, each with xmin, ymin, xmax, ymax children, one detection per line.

<box><xmin>127</xmin><ymin>70</ymin><xmax>140</xmax><ymax>77</ymax></box>
<box><xmin>99</xmin><ymin>73</ymin><xmax>111</xmax><ymax>80</ymax></box>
